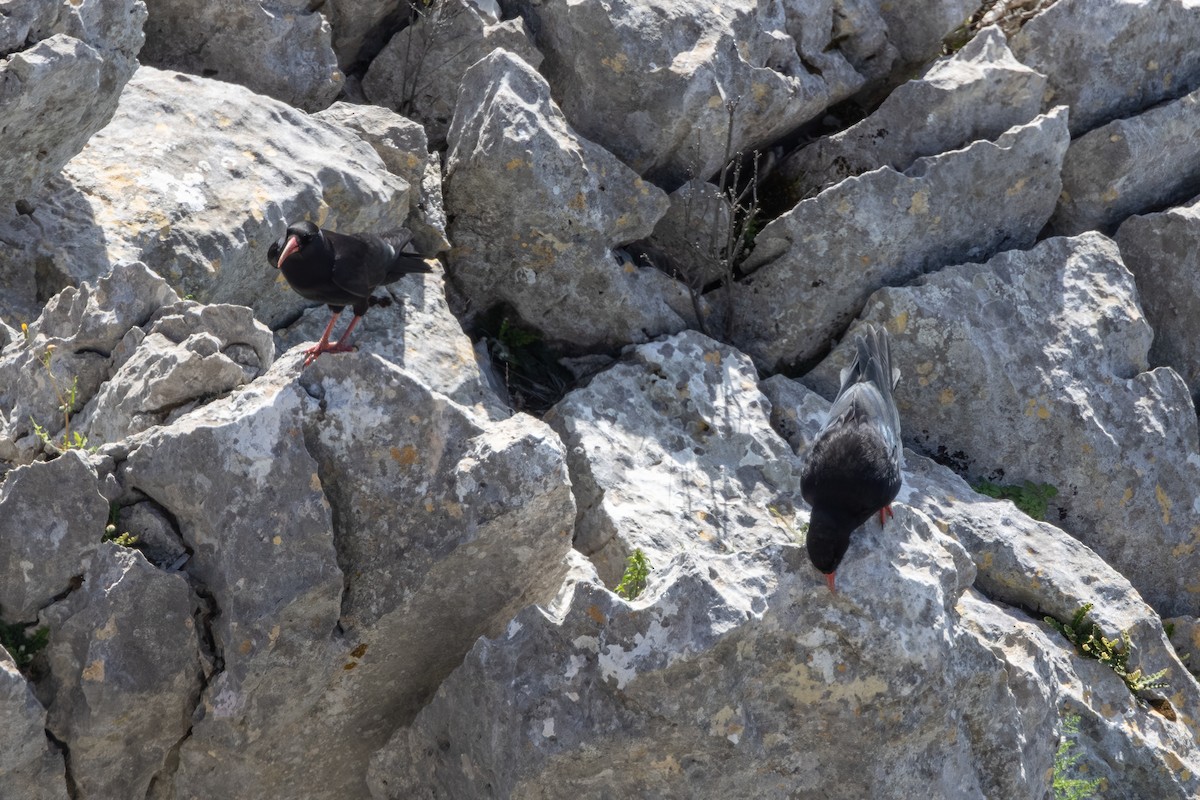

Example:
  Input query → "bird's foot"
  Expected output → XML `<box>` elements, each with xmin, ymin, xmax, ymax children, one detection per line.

<box><xmin>302</xmin><ymin>341</ymin><xmax>357</xmax><ymax>366</ymax></box>
<box><xmin>878</xmin><ymin>505</ymin><xmax>894</xmax><ymax>526</ymax></box>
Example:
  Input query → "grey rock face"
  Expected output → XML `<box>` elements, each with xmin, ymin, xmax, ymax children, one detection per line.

<box><xmin>277</xmin><ymin>271</ymin><xmax>506</xmax><ymax>421</ymax></box>
<box><xmin>78</xmin><ymin>301</ymin><xmax>275</xmax><ymax>444</ymax></box>
<box><xmin>0</xmin><ymin>0</ymin><xmax>146</xmax><ymax>203</ymax></box>
<box><xmin>313</xmin><ymin>102</ymin><xmax>451</xmax><ymax>255</ymax></box>
<box><xmin>1010</xmin><ymin>0</ymin><xmax>1200</xmax><ymax>135</ymax></box>
<box><xmin>774</xmin><ymin>27</ymin><xmax>1046</xmax><ymax>204</ymax></box>
<box><xmin>545</xmin><ymin>330</ymin><xmax>803</xmax><ymax>585</ymax></box>
<box><xmin>1116</xmin><ymin>196</ymin><xmax>1200</xmax><ymax>401</ymax></box>
<box><xmin>0</xmin><ymin>649</ymin><xmax>67</xmax><ymax>800</ymax></box>
<box><xmin>811</xmin><ymin>234</ymin><xmax>1200</xmax><ymax>618</ymax></box>
<box><xmin>41</xmin><ymin>543</ymin><xmax>205</xmax><ymax>800</ymax></box>
<box><xmin>370</xmin><ymin>527</ymin><xmax>1048</xmax><ymax>799</ymax></box>
<box><xmin>120</xmin><ymin>349</ymin><xmax>574</xmax><ymax>799</ymax></box>
<box><xmin>0</xmin><ymin>263</ymin><xmax>239</xmax><ymax>464</ymax></box>
<box><xmin>362</xmin><ymin>0</ymin><xmax>543</xmax><ymax>149</ymax></box>
<box><xmin>1049</xmin><ymin>86</ymin><xmax>1200</xmax><ymax>235</ymax></box>
<box><xmin>0</xmin><ymin>66</ymin><xmax>410</xmax><ymax>328</ymax></box>
<box><xmin>0</xmin><ymin>451</ymin><xmax>107</xmax><ymax>621</ymax></box>
<box><xmin>724</xmin><ymin>108</ymin><xmax>1069</xmax><ymax>372</ymax></box>
<box><xmin>764</xmin><ymin>374</ymin><xmax>1200</xmax><ymax>800</ymax></box>
<box><xmin>513</xmin><ymin>0</ymin><xmax>864</xmax><ymax>188</ymax></box>
<box><xmin>140</xmin><ymin>0</ymin><xmax>343</xmax><ymax>111</ymax></box>
<box><xmin>445</xmin><ymin>50</ymin><xmax>698</xmax><ymax>349</ymax></box>
<box><xmin>324</xmin><ymin>0</ymin><xmax>407</xmax><ymax>71</ymax></box>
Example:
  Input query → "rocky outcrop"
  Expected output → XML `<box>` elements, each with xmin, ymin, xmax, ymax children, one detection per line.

<box><xmin>1009</xmin><ymin>0</ymin><xmax>1200</xmax><ymax>136</ymax></box>
<box><xmin>0</xmin><ymin>67</ymin><xmax>414</xmax><ymax>327</ymax></box>
<box><xmin>140</xmin><ymin>0</ymin><xmax>343</xmax><ymax>111</ymax></box>
<box><xmin>0</xmin><ymin>452</ymin><xmax>106</xmax><ymax>621</ymax></box>
<box><xmin>0</xmin><ymin>0</ymin><xmax>146</xmax><ymax>204</ymax></box>
<box><xmin>806</xmin><ymin>234</ymin><xmax>1200</xmax><ymax>619</ymax></box>
<box><xmin>4</xmin><ymin>1</ymin><xmax>1200</xmax><ymax>797</ymax></box>
<box><xmin>0</xmin><ymin>648</ymin><xmax>67</xmax><ymax>800</ymax></box>
<box><xmin>510</xmin><ymin>0</ymin><xmax>864</xmax><ymax>188</ymax></box>
<box><xmin>1049</xmin><ymin>86</ymin><xmax>1200</xmax><ymax>235</ymax></box>
<box><xmin>40</xmin><ymin>543</ymin><xmax>205</xmax><ymax>799</ymax></box>
<box><xmin>546</xmin><ymin>331</ymin><xmax>802</xmax><ymax>585</ymax></box>
<box><xmin>1116</xmin><ymin>196</ymin><xmax>1200</xmax><ymax>401</ymax></box>
<box><xmin>362</xmin><ymin>0</ymin><xmax>542</xmax><ymax>149</ymax></box>
<box><xmin>725</xmin><ymin>108</ymin><xmax>1069</xmax><ymax>372</ymax></box>
<box><xmin>772</xmin><ymin>27</ymin><xmax>1045</xmax><ymax>205</ymax></box>
<box><xmin>444</xmin><ymin>50</ymin><xmax>696</xmax><ymax>350</ymax></box>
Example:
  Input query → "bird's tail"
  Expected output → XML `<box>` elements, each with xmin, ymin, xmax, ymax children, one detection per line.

<box><xmin>839</xmin><ymin>323</ymin><xmax>900</xmax><ymax>396</ymax></box>
<box><xmin>378</xmin><ymin>230</ymin><xmax>438</xmax><ymax>280</ymax></box>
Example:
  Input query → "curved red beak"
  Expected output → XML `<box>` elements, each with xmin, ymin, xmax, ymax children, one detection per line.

<box><xmin>275</xmin><ymin>235</ymin><xmax>301</xmax><ymax>269</ymax></box>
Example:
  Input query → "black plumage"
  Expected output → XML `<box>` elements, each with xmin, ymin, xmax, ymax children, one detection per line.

<box><xmin>269</xmin><ymin>220</ymin><xmax>435</xmax><ymax>365</ymax></box>
<box><xmin>800</xmin><ymin>323</ymin><xmax>903</xmax><ymax>593</ymax></box>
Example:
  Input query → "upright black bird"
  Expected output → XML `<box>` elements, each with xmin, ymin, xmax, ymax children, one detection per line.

<box><xmin>269</xmin><ymin>220</ymin><xmax>436</xmax><ymax>365</ymax></box>
<box><xmin>800</xmin><ymin>323</ymin><xmax>903</xmax><ymax>593</ymax></box>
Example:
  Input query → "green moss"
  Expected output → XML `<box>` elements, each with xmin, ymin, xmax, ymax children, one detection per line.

<box><xmin>972</xmin><ymin>479</ymin><xmax>1058</xmax><ymax>521</ymax></box>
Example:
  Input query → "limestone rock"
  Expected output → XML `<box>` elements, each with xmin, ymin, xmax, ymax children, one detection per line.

<box><xmin>313</xmin><ymin>102</ymin><xmax>451</xmax><ymax>255</ymax></box>
<box><xmin>1</xmin><ymin>0</ymin><xmax>146</xmax><ymax>203</ymax></box>
<box><xmin>140</xmin><ymin>0</ymin><xmax>342</xmax><ymax>111</ymax></box>
<box><xmin>115</xmin><ymin>500</ymin><xmax>187</xmax><ymax>569</ymax></box>
<box><xmin>324</xmin><ymin>0</ymin><xmax>407</xmax><ymax>71</ymax></box>
<box><xmin>445</xmin><ymin>50</ymin><xmax>697</xmax><ymax>350</ymax></box>
<box><xmin>0</xmin><ymin>649</ymin><xmax>67</xmax><ymax>800</ymax></box>
<box><xmin>0</xmin><ymin>263</ymin><xmax>177</xmax><ymax>463</ymax></box>
<box><xmin>1010</xmin><ymin>0</ymin><xmax>1200</xmax><ymax>135</ymax></box>
<box><xmin>41</xmin><ymin>543</ymin><xmax>205</xmax><ymax>800</ymax></box>
<box><xmin>510</xmin><ymin>0</ymin><xmax>864</xmax><ymax>188</ymax></box>
<box><xmin>0</xmin><ymin>451</ymin><xmax>108</xmax><ymax>622</ymax></box>
<box><xmin>763</xmin><ymin>374</ymin><xmax>1200</xmax><ymax>799</ymax></box>
<box><xmin>773</xmin><ymin>27</ymin><xmax>1046</xmax><ymax>204</ymax></box>
<box><xmin>0</xmin><ymin>66</ymin><xmax>410</xmax><ymax>328</ymax></box>
<box><xmin>369</xmin><ymin>525</ymin><xmax>1055</xmax><ymax>799</ymax></box>
<box><xmin>870</xmin><ymin>0</ymin><xmax>977</xmax><ymax>73</ymax></box>
<box><xmin>960</xmin><ymin>591</ymin><xmax>1200</xmax><ymax>800</ymax></box>
<box><xmin>362</xmin><ymin>0</ymin><xmax>543</xmax><ymax>149</ymax></box>
<box><xmin>78</xmin><ymin>301</ymin><xmax>275</xmax><ymax>444</ymax></box>
<box><xmin>807</xmin><ymin>234</ymin><xmax>1200</xmax><ymax>618</ymax></box>
<box><xmin>121</xmin><ymin>350</ymin><xmax>574</xmax><ymax>799</ymax></box>
<box><xmin>1049</xmin><ymin>86</ymin><xmax>1200</xmax><ymax>235</ymax></box>
<box><xmin>545</xmin><ymin>331</ymin><xmax>803</xmax><ymax>585</ymax></box>
<box><xmin>1116</xmin><ymin>196</ymin><xmax>1200</xmax><ymax>401</ymax></box>
<box><xmin>276</xmin><ymin>271</ymin><xmax>507</xmax><ymax>421</ymax></box>
<box><xmin>724</xmin><ymin>107</ymin><xmax>1069</xmax><ymax>372</ymax></box>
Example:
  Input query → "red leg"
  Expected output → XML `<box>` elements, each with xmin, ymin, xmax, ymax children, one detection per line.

<box><xmin>877</xmin><ymin>505</ymin><xmax>894</xmax><ymax>526</ymax></box>
<box><xmin>825</xmin><ymin>572</ymin><xmax>837</xmax><ymax>594</ymax></box>
<box><xmin>303</xmin><ymin>312</ymin><xmax>359</xmax><ymax>366</ymax></box>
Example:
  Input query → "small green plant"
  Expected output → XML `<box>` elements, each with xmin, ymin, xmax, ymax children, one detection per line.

<box><xmin>972</xmin><ymin>479</ymin><xmax>1058</xmax><ymax>521</ymax></box>
<box><xmin>102</xmin><ymin>504</ymin><xmax>139</xmax><ymax>548</ymax></box>
<box><xmin>1046</xmin><ymin>604</ymin><xmax>1169</xmax><ymax>696</ymax></box>
<box><xmin>615</xmin><ymin>549</ymin><xmax>652</xmax><ymax>600</ymax></box>
<box><xmin>29</xmin><ymin>346</ymin><xmax>93</xmax><ymax>452</ymax></box>
<box><xmin>0</xmin><ymin>620</ymin><xmax>50</xmax><ymax>672</ymax></box>
<box><xmin>1052</xmin><ymin>712</ymin><xmax>1102</xmax><ymax>800</ymax></box>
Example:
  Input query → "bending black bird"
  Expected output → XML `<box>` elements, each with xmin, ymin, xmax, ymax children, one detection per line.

<box><xmin>269</xmin><ymin>220</ymin><xmax>436</xmax><ymax>365</ymax></box>
<box><xmin>800</xmin><ymin>323</ymin><xmax>903</xmax><ymax>593</ymax></box>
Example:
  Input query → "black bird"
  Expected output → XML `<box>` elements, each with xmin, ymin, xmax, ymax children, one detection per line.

<box><xmin>800</xmin><ymin>323</ymin><xmax>903</xmax><ymax>593</ymax></box>
<box><xmin>269</xmin><ymin>220</ymin><xmax>437</xmax><ymax>365</ymax></box>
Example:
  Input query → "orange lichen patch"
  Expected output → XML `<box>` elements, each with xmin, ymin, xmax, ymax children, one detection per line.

<box><xmin>350</xmin><ymin>643</ymin><xmax>368</xmax><ymax>659</ymax></box>
<box><xmin>703</xmin><ymin>350</ymin><xmax>722</xmax><ymax>366</ymax></box>
<box><xmin>586</xmin><ymin>605</ymin><xmax>606</xmax><ymax>625</ymax></box>
<box><xmin>82</xmin><ymin>659</ymin><xmax>105</xmax><ymax>681</ymax></box>
<box><xmin>390</xmin><ymin>445</ymin><xmax>419</xmax><ymax>466</ymax></box>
